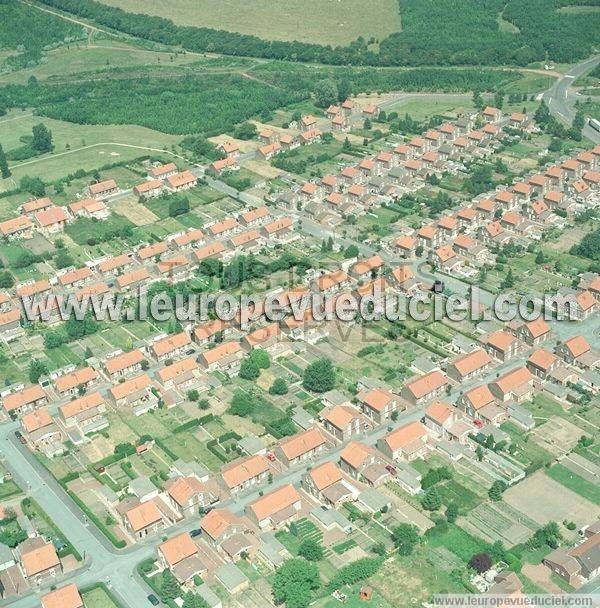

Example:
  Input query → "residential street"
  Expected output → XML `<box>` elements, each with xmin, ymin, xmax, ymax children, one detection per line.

<box><xmin>1</xmin><ymin>54</ymin><xmax>599</xmax><ymax>607</ymax></box>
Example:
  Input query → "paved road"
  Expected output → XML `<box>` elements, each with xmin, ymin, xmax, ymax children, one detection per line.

<box><xmin>3</xmin><ymin>56</ymin><xmax>600</xmax><ymax>606</ymax></box>
<box><xmin>543</xmin><ymin>54</ymin><xmax>600</xmax><ymax>143</ymax></box>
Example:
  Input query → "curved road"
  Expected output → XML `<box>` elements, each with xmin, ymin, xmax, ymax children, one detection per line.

<box><xmin>2</xmin><ymin>55</ymin><xmax>600</xmax><ymax>607</ymax></box>
<box><xmin>543</xmin><ymin>54</ymin><xmax>600</xmax><ymax>143</ymax></box>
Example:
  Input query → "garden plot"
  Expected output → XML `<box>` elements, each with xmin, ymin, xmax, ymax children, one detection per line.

<box><xmin>460</xmin><ymin>501</ymin><xmax>537</xmax><ymax>546</ymax></box>
<box><xmin>561</xmin><ymin>452</ymin><xmax>599</xmax><ymax>484</ymax></box>
<box><xmin>503</xmin><ymin>470</ymin><xmax>600</xmax><ymax>527</ymax></box>
<box><xmin>530</xmin><ymin>416</ymin><xmax>583</xmax><ymax>457</ymax></box>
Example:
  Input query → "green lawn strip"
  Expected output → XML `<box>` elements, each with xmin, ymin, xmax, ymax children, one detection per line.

<box><xmin>81</xmin><ymin>582</ymin><xmax>126</xmax><ymax>608</ymax></box>
<box><xmin>546</xmin><ymin>463</ymin><xmax>600</xmax><ymax>503</ymax></box>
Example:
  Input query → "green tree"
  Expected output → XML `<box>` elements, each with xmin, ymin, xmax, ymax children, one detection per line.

<box><xmin>233</xmin><ymin>122</ymin><xmax>257</xmax><ymax>140</ymax></box>
<box><xmin>363</xmin><ymin>117</ymin><xmax>372</xmax><ymax>130</ymax></box>
<box><xmin>469</xmin><ymin>552</ymin><xmax>492</xmax><ymax>573</ymax></box>
<box><xmin>421</xmin><ymin>487</ymin><xmax>442</xmax><ymax>511</ymax></box>
<box><xmin>28</xmin><ymin>360</ymin><xmax>47</xmax><ymax>384</ymax></box>
<box><xmin>19</xmin><ymin>175</ymin><xmax>45</xmax><ymax>197</ymax></box>
<box><xmin>343</xmin><ymin>244</ymin><xmax>359</xmax><ymax>258</ymax></box>
<box><xmin>303</xmin><ymin>357</ymin><xmax>335</xmax><ymax>393</ymax></box>
<box><xmin>31</xmin><ymin>123</ymin><xmax>53</xmax><ymax>153</ymax></box>
<box><xmin>0</xmin><ymin>144</ymin><xmax>10</xmax><ymax>179</ymax></box>
<box><xmin>314</xmin><ymin>78</ymin><xmax>338</xmax><ymax>108</ymax></box>
<box><xmin>239</xmin><ymin>358</ymin><xmax>260</xmax><ymax>380</ymax></box>
<box><xmin>501</xmin><ymin>268</ymin><xmax>515</xmax><ymax>289</ymax></box>
<box><xmin>488</xmin><ymin>480</ymin><xmax>507</xmax><ymax>502</ymax></box>
<box><xmin>342</xmin><ymin>137</ymin><xmax>352</xmax><ymax>152</ymax></box>
<box><xmin>250</xmin><ymin>348</ymin><xmax>270</xmax><ymax>369</ymax></box>
<box><xmin>269</xmin><ymin>378</ymin><xmax>288</xmax><ymax>395</ymax></box>
<box><xmin>272</xmin><ymin>559</ymin><xmax>320</xmax><ymax>608</ymax></box>
<box><xmin>186</xmin><ymin>389</ymin><xmax>199</xmax><ymax>402</ymax></box>
<box><xmin>297</xmin><ymin>538</ymin><xmax>324</xmax><ymax>561</ymax></box>
<box><xmin>160</xmin><ymin>570</ymin><xmax>181</xmax><ymax>600</ymax></box>
<box><xmin>476</xmin><ymin>444</ymin><xmax>484</xmax><ymax>461</ymax></box>
<box><xmin>391</xmin><ymin>523</ymin><xmax>420</xmax><ymax>556</ymax></box>
<box><xmin>229</xmin><ymin>389</ymin><xmax>256</xmax><ymax>416</ymax></box>
<box><xmin>0</xmin><ymin>271</ymin><xmax>14</xmax><ymax>288</ymax></box>
<box><xmin>446</xmin><ymin>502</ymin><xmax>459</xmax><ymax>523</ymax></box>
<box><xmin>182</xmin><ymin>592</ymin><xmax>209</xmax><ymax>608</ymax></box>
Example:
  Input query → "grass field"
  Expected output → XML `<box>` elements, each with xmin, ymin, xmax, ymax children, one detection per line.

<box><xmin>82</xmin><ymin>586</ymin><xmax>122</xmax><ymax>608</ymax></box>
<box><xmin>99</xmin><ymin>0</ymin><xmax>403</xmax><ymax>45</ymax></box>
<box><xmin>0</xmin><ymin>110</ymin><xmax>179</xmax><ymax>184</ymax></box>
<box><xmin>0</xmin><ymin>39</ymin><xmax>204</xmax><ymax>85</ymax></box>
<box><xmin>547</xmin><ymin>463</ymin><xmax>600</xmax><ymax>504</ymax></box>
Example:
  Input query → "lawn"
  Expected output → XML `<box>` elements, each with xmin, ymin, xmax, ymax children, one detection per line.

<box><xmin>82</xmin><ymin>584</ymin><xmax>123</xmax><ymax>608</ymax></box>
<box><xmin>0</xmin><ymin>110</ymin><xmax>179</xmax><ymax>184</ymax></box>
<box><xmin>424</xmin><ymin>523</ymin><xmax>488</xmax><ymax>563</ymax></box>
<box><xmin>0</xmin><ymin>480</ymin><xmax>21</xmax><ymax>500</ymax></box>
<box><xmin>384</xmin><ymin>96</ymin><xmax>473</xmax><ymax>121</ymax></box>
<box><xmin>0</xmin><ymin>39</ymin><xmax>204</xmax><ymax>85</ymax></box>
<box><xmin>99</xmin><ymin>0</ymin><xmax>403</xmax><ymax>45</ymax></box>
<box><xmin>546</xmin><ymin>463</ymin><xmax>600</xmax><ymax>504</ymax></box>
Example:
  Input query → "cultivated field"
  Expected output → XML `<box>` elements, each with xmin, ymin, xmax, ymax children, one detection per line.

<box><xmin>99</xmin><ymin>0</ymin><xmax>403</xmax><ymax>45</ymax></box>
<box><xmin>503</xmin><ymin>470</ymin><xmax>600</xmax><ymax>527</ymax></box>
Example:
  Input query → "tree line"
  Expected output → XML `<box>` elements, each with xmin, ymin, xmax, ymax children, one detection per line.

<box><xmin>35</xmin><ymin>0</ymin><xmax>599</xmax><ymax>67</ymax></box>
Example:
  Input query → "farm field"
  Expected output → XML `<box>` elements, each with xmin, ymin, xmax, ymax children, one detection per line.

<box><xmin>98</xmin><ymin>0</ymin><xmax>403</xmax><ymax>45</ymax></box>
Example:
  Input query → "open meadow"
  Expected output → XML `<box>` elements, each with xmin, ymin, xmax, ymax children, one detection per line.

<box><xmin>98</xmin><ymin>0</ymin><xmax>403</xmax><ymax>45</ymax></box>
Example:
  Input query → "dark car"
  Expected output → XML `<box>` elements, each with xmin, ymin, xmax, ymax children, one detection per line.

<box><xmin>15</xmin><ymin>431</ymin><xmax>26</xmax><ymax>444</ymax></box>
<box><xmin>148</xmin><ymin>594</ymin><xmax>160</xmax><ymax>606</ymax></box>
<box><xmin>190</xmin><ymin>529</ymin><xmax>202</xmax><ymax>538</ymax></box>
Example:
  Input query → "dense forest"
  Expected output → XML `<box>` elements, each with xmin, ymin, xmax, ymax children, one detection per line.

<box><xmin>0</xmin><ymin>0</ymin><xmax>83</xmax><ymax>69</ymax></box>
<box><xmin>0</xmin><ymin>65</ymin><xmax>519</xmax><ymax>135</ymax></box>
<box><xmin>34</xmin><ymin>0</ymin><xmax>600</xmax><ymax>67</ymax></box>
